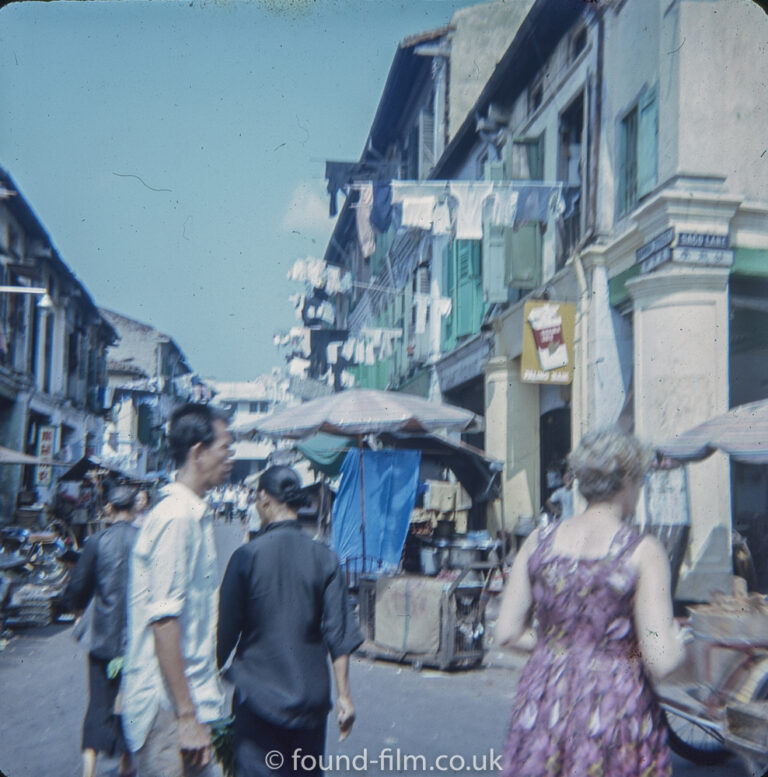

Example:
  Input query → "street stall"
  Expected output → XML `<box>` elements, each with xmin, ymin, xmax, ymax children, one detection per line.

<box><xmin>57</xmin><ymin>455</ymin><xmax>141</xmax><ymax>543</ymax></box>
<box><xmin>652</xmin><ymin>399</ymin><xmax>768</xmax><ymax>774</ymax></box>
<box><xmin>256</xmin><ymin>389</ymin><xmax>504</xmax><ymax>670</ymax></box>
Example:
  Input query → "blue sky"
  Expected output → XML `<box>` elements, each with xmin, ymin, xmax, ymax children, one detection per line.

<box><xmin>0</xmin><ymin>0</ymin><xmax>481</xmax><ymax>381</ymax></box>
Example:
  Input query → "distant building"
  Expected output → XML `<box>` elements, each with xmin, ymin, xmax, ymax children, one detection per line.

<box><xmin>0</xmin><ymin>167</ymin><xmax>116</xmax><ymax>517</ymax></box>
<box><xmin>100</xmin><ymin>308</ymin><xmax>210</xmax><ymax>477</ymax></box>
<box><xmin>208</xmin><ymin>373</ymin><xmax>296</xmax><ymax>482</ymax></box>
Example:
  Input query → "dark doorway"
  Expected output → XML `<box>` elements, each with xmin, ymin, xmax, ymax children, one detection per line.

<box><xmin>539</xmin><ymin>407</ymin><xmax>571</xmax><ymax>505</ymax></box>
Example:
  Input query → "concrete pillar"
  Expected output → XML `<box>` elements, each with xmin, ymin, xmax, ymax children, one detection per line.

<box><xmin>484</xmin><ymin>356</ymin><xmax>540</xmax><ymax>533</ymax></box>
<box><xmin>627</xmin><ymin>266</ymin><xmax>732</xmax><ymax>600</ymax></box>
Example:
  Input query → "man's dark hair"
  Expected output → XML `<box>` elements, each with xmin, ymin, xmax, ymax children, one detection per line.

<box><xmin>168</xmin><ymin>403</ymin><xmax>229</xmax><ymax>468</ymax></box>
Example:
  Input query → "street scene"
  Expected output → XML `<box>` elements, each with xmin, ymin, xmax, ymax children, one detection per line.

<box><xmin>1</xmin><ymin>0</ymin><xmax>768</xmax><ymax>776</ymax></box>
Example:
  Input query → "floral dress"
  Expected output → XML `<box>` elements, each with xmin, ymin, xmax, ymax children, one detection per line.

<box><xmin>501</xmin><ymin>523</ymin><xmax>671</xmax><ymax>777</ymax></box>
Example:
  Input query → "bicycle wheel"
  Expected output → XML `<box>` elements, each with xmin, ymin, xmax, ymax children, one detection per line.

<box><xmin>663</xmin><ymin>707</ymin><xmax>731</xmax><ymax>766</ymax></box>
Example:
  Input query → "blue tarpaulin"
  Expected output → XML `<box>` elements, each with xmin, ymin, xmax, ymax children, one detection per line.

<box><xmin>331</xmin><ymin>448</ymin><xmax>421</xmax><ymax>573</ymax></box>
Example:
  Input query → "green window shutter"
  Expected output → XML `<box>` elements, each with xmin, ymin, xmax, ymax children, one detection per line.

<box><xmin>456</xmin><ymin>240</ymin><xmax>480</xmax><ymax>337</ymax></box>
<box><xmin>506</xmin><ymin>135</ymin><xmax>543</xmax><ymax>288</ymax></box>
<box><xmin>618</xmin><ymin>113</ymin><xmax>628</xmax><ymax>216</ymax></box>
<box><xmin>505</xmin><ymin>226</ymin><xmax>541</xmax><ymax>288</ymax></box>
<box><xmin>637</xmin><ymin>86</ymin><xmax>658</xmax><ymax>199</ymax></box>
<box><xmin>482</xmin><ymin>161</ymin><xmax>507</xmax><ymax>303</ymax></box>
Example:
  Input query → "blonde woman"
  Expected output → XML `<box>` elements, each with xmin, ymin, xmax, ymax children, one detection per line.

<box><xmin>496</xmin><ymin>427</ymin><xmax>686</xmax><ymax>777</ymax></box>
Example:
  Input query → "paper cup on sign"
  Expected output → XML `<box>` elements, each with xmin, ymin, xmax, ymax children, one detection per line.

<box><xmin>527</xmin><ymin>304</ymin><xmax>568</xmax><ymax>371</ymax></box>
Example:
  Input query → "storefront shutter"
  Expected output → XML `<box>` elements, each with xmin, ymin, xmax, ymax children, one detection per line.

<box><xmin>637</xmin><ymin>86</ymin><xmax>658</xmax><ymax>199</ymax></box>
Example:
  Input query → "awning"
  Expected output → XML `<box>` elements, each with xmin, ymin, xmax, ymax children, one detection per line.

<box><xmin>295</xmin><ymin>432</ymin><xmax>353</xmax><ymax>478</ymax></box>
<box><xmin>378</xmin><ymin>431</ymin><xmax>502</xmax><ymax>502</ymax></box>
<box><xmin>656</xmin><ymin>399</ymin><xmax>768</xmax><ymax>464</ymax></box>
<box><xmin>60</xmin><ymin>456</ymin><xmax>131</xmax><ymax>481</ymax></box>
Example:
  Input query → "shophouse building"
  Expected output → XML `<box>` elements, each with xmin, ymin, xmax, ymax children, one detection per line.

<box><xmin>0</xmin><ymin>168</ymin><xmax>116</xmax><ymax>517</ymax></box>
<box><xmin>438</xmin><ymin>0</ymin><xmax>768</xmax><ymax>599</ymax></box>
<box><xmin>100</xmin><ymin>308</ymin><xmax>208</xmax><ymax>477</ymax></box>
<box><xmin>308</xmin><ymin>0</ymin><xmax>767</xmax><ymax>600</ymax></box>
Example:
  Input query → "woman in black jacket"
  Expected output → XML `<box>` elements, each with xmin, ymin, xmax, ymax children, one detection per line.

<box><xmin>64</xmin><ymin>484</ymin><xmax>138</xmax><ymax>777</ymax></box>
<box><xmin>217</xmin><ymin>466</ymin><xmax>362</xmax><ymax>777</ymax></box>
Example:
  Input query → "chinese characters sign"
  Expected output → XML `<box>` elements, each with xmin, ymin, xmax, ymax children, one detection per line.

<box><xmin>36</xmin><ymin>425</ymin><xmax>56</xmax><ymax>487</ymax></box>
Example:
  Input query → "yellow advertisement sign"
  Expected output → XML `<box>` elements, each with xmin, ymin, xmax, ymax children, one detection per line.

<box><xmin>521</xmin><ymin>300</ymin><xmax>576</xmax><ymax>385</ymax></box>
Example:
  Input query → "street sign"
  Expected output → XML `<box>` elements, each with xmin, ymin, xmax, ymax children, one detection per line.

<box><xmin>635</xmin><ymin>231</ymin><xmax>732</xmax><ymax>274</ymax></box>
<box><xmin>676</xmin><ymin>233</ymin><xmax>729</xmax><ymax>250</ymax></box>
<box><xmin>673</xmin><ymin>247</ymin><xmax>734</xmax><ymax>268</ymax></box>
<box><xmin>636</xmin><ymin>227</ymin><xmax>675</xmax><ymax>264</ymax></box>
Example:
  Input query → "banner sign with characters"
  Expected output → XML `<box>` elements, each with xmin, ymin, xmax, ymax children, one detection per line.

<box><xmin>521</xmin><ymin>300</ymin><xmax>576</xmax><ymax>385</ymax></box>
<box><xmin>36</xmin><ymin>425</ymin><xmax>56</xmax><ymax>487</ymax></box>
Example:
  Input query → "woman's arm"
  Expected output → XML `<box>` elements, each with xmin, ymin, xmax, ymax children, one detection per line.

<box><xmin>216</xmin><ymin>548</ymin><xmax>247</xmax><ymax>670</ymax></box>
<box><xmin>495</xmin><ymin>531</ymin><xmax>537</xmax><ymax>647</ymax></box>
<box><xmin>632</xmin><ymin>536</ymin><xmax>686</xmax><ymax>681</ymax></box>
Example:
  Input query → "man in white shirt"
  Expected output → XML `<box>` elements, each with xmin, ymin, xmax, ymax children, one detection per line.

<box><xmin>122</xmin><ymin>402</ymin><xmax>233</xmax><ymax>776</ymax></box>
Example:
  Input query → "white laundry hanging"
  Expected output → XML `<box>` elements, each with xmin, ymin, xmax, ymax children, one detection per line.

<box><xmin>355</xmin><ymin>183</ymin><xmax>376</xmax><ymax>258</ymax></box>
<box><xmin>488</xmin><ymin>189</ymin><xmax>519</xmax><ymax>226</ymax></box>
<box><xmin>327</xmin><ymin>342</ymin><xmax>339</xmax><ymax>365</ymax></box>
<box><xmin>449</xmin><ymin>182</ymin><xmax>494</xmax><ymax>240</ymax></box>
<box><xmin>341</xmin><ymin>338</ymin><xmax>355</xmax><ymax>362</ymax></box>
<box><xmin>288</xmin><ymin>357</ymin><xmax>310</xmax><ymax>377</ymax></box>
<box><xmin>399</xmin><ymin>196</ymin><xmax>436</xmax><ymax>230</ymax></box>
<box><xmin>414</xmin><ymin>293</ymin><xmax>429</xmax><ymax>335</ymax></box>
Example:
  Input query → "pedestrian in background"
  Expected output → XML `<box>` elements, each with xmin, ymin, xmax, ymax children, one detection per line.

<box><xmin>131</xmin><ymin>488</ymin><xmax>151</xmax><ymax>530</ymax></box>
<box><xmin>496</xmin><ymin>427</ymin><xmax>687</xmax><ymax>777</ymax></box>
<box><xmin>244</xmin><ymin>488</ymin><xmax>261</xmax><ymax>542</ymax></box>
<box><xmin>545</xmin><ymin>466</ymin><xmax>575</xmax><ymax>521</ymax></box>
<box><xmin>222</xmin><ymin>483</ymin><xmax>236</xmax><ymax>522</ymax></box>
<box><xmin>63</xmin><ymin>484</ymin><xmax>138</xmax><ymax>777</ymax></box>
<box><xmin>217</xmin><ymin>465</ymin><xmax>362</xmax><ymax>777</ymax></box>
<box><xmin>235</xmin><ymin>484</ymin><xmax>249</xmax><ymax>523</ymax></box>
<box><xmin>121</xmin><ymin>403</ymin><xmax>233</xmax><ymax>777</ymax></box>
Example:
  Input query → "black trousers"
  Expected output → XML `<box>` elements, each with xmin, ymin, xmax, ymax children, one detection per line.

<box><xmin>233</xmin><ymin>699</ymin><xmax>327</xmax><ymax>777</ymax></box>
<box><xmin>82</xmin><ymin>653</ymin><xmax>127</xmax><ymax>755</ymax></box>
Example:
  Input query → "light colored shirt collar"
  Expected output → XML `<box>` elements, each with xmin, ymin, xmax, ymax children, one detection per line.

<box><xmin>161</xmin><ymin>480</ymin><xmax>209</xmax><ymax>522</ymax></box>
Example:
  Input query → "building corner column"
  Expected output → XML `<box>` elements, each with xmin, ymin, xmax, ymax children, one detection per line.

<box><xmin>627</xmin><ymin>266</ymin><xmax>732</xmax><ymax>600</ymax></box>
<box><xmin>484</xmin><ymin>356</ymin><xmax>539</xmax><ymax>535</ymax></box>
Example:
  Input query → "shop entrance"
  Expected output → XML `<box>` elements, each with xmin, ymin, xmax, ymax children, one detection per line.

<box><xmin>539</xmin><ymin>407</ymin><xmax>571</xmax><ymax>507</ymax></box>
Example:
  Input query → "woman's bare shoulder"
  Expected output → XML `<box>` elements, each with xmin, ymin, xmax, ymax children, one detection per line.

<box><xmin>630</xmin><ymin>532</ymin><xmax>670</xmax><ymax>571</ymax></box>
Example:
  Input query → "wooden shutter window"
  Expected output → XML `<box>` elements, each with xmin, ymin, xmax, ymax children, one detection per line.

<box><xmin>637</xmin><ymin>86</ymin><xmax>658</xmax><ymax>199</ymax></box>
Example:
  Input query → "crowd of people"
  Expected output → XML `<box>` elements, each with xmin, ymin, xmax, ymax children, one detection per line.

<box><xmin>62</xmin><ymin>403</ymin><xmax>688</xmax><ymax>777</ymax></box>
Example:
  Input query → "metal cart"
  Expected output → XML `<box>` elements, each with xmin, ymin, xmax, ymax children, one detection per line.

<box><xmin>356</xmin><ymin>562</ymin><xmax>499</xmax><ymax>671</ymax></box>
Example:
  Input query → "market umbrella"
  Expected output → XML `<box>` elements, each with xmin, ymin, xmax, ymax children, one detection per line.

<box><xmin>255</xmin><ymin>389</ymin><xmax>482</xmax><ymax>570</ymax></box>
<box><xmin>254</xmin><ymin>388</ymin><xmax>481</xmax><ymax>438</ymax></box>
<box><xmin>656</xmin><ymin>398</ymin><xmax>768</xmax><ymax>464</ymax></box>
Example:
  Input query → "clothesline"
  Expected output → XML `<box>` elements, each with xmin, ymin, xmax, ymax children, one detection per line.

<box><xmin>351</xmin><ymin>178</ymin><xmax>578</xmax><ymax>257</ymax></box>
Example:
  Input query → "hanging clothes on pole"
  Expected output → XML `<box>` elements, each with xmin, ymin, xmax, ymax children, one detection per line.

<box><xmin>355</xmin><ymin>183</ymin><xmax>376</xmax><ymax>258</ymax></box>
<box><xmin>448</xmin><ymin>182</ymin><xmax>494</xmax><ymax>240</ymax></box>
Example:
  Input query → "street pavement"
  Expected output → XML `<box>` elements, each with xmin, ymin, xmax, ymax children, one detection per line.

<box><xmin>0</xmin><ymin>520</ymin><xmax>750</xmax><ymax>777</ymax></box>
